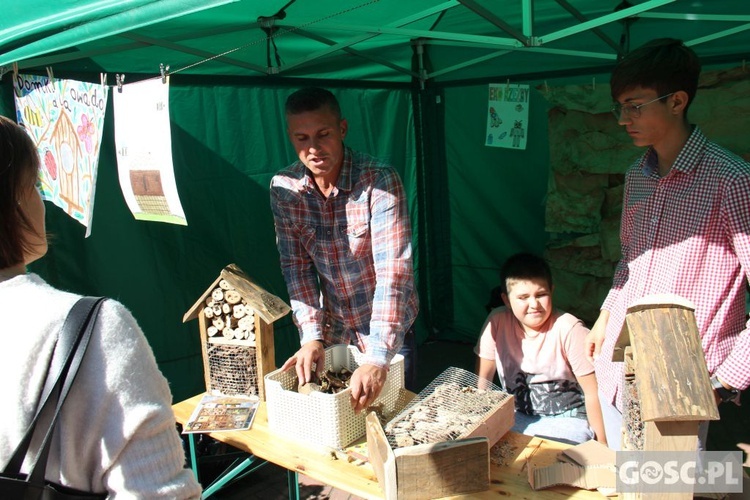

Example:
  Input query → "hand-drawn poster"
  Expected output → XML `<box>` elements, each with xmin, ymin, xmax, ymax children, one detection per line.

<box><xmin>14</xmin><ymin>74</ymin><xmax>108</xmax><ymax>236</ymax></box>
<box><xmin>485</xmin><ymin>83</ymin><xmax>530</xmax><ymax>150</ymax></box>
<box><xmin>113</xmin><ymin>77</ymin><xmax>187</xmax><ymax>225</ymax></box>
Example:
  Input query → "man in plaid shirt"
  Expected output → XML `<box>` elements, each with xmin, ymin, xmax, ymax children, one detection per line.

<box><xmin>270</xmin><ymin>88</ymin><xmax>419</xmax><ymax>412</ymax></box>
<box><xmin>585</xmin><ymin>39</ymin><xmax>750</xmax><ymax>449</ymax></box>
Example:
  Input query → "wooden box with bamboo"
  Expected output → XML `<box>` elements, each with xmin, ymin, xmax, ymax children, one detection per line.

<box><xmin>183</xmin><ymin>264</ymin><xmax>291</xmax><ymax>401</ymax></box>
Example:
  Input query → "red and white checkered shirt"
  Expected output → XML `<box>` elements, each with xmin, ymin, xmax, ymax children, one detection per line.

<box><xmin>597</xmin><ymin>127</ymin><xmax>750</xmax><ymax>409</ymax></box>
<box><xmin>270</xmin><ymin>147</ymin><xmax>418</xmax><ymax>367</ymax></box>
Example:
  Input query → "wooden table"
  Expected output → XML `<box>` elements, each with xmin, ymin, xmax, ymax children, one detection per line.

<box><xmin>173</xmin><ymin>394</ymin><xmax>606</xmax><ymax>499</ymax></box>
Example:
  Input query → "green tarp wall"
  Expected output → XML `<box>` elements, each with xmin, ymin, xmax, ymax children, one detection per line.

<box><xmin>0</xmin><ymin>78</ymin><xmax>548</xmax><ymax>401</ymax></box>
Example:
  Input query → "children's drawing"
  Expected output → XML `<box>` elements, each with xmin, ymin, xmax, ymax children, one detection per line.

<box><xmin>113</xmin><ymin>77</ymin><xmax>187</xmax><ymax>226</ymax></box>
<box><xmin>485</xmin><ymin>83</ymin><xmax>530</xmax><ymax>150</ymax></box>
<box><xmin>489</xmin><ymin>106</ymin><xmax>502</xmax><ymax>127</ymax></box>
<box><xmin>14</xmin><ymin>75</ymin><xmax>108</xmax><ymax>236</ymax></box>
<box><xmin>511</xmin><ymin>120</ymin><xmax>526</xmax><ymax>148</ymax></box>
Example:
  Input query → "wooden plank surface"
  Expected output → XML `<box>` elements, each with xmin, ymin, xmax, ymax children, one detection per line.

<box><xmin>174</xmin><ymin>394</ymin><xmax>607</xmax><ymax>499</ymax></box>
<box><xmin>254</xmin><ymin>319</ymin><xmax>275</xmax><ymax>401</ymax></box>
<box><xmin>625</xmin><ymin>304</ymin><xmax>719</xmax><ymax>422</ymax></box>
<box><xmin>393</xmin><ymin>438</ymin><xmax>489</xmax><ymax>499</ymax></box>
<box><xmin>366</xmin><ymin>412</ymin><xmax>397</xmax><ymax>499</ymax></box>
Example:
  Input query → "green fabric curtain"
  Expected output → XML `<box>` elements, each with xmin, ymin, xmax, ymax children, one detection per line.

<box><xmin>0</xmin><ymin>74</ymin><xmax>551</xmax><ymax>399</ymax></box>
<box><xmin>1</xmin><ymin>80</ymin><xmax>417</xmax><ymax>401</ymax></box>
<box><xmin>440</xmin><ymin>85</ymin><xmax>550</xmax><ymax>342</ymax></box>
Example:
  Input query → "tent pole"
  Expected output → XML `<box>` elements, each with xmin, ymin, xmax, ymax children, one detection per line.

<box><xmin>416</xmin><ymin>39</ymin><xmax>426</xmax><ymax>90</ymax></box>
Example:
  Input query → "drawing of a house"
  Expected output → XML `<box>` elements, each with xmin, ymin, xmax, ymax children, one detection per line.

<box><xmin>51</xmin><ymin>112</ymin><xmax>83</xmax><ymax>215</ymax></box>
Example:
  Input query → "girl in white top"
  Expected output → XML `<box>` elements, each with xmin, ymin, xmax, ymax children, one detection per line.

<box><xmin>0</xmin><ymin>115</ymin><xmax>202</xmax><ymax>498</ymax></box>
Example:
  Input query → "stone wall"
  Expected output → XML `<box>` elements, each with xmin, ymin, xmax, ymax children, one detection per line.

<box><xmin>541</xmin><ymin>66</ymin><xmax>750</xmax><ymax>326</ymax></box>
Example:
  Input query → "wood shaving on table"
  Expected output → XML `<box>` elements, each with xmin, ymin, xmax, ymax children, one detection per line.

<box><xmin>490</xmin><ymin>439</ymin><xmax>516</xmax><ymax>467</ymax></box>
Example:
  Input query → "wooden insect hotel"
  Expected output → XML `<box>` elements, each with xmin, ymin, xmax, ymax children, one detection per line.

<box><xmin>183</xmin><ymin>264</ymin><xmax>290</xmax><ymax>401</ymax></box>
<box><xmin>613</xmin><ymin>294</ymin><xmax>719</xmax><ymax>498</ymax></box>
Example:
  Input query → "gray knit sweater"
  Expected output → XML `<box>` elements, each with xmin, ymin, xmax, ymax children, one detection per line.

<box><xmin>0</xmin><ymin>273</ymin><xmax>201</xmax><ymax>498</ymax></box>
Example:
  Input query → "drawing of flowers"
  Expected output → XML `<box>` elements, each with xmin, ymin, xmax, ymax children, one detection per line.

<box><xmin>77</xmin><ymin>114</ymin><xmax>95</xmax><ymax>153</ymax></box>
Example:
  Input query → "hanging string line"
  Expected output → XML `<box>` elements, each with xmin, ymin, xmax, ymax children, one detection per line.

<box><xmin>133</xmin><ymin>0</ymin><xmax>379</xmax><ymax>84</ymax></box>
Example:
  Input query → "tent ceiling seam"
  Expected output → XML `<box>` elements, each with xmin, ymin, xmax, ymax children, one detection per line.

<box><xmin>539</xmin><ymin>0</ymin><xmax>676</xmax><ymax>44</ymax></box>
<box><xmin>294</xmin><ymin>28</ymin><xmax>417</xmax><ymax>78</ymax></box>
<box><xmin>553</xmin><ymin>0</ymin><xmax>621</xmax><ymax>54</ymax></box>
<box><xmin>456</xmin><ymin>0</ymin><xmax>527</xmax><ymax>44</ymax></box>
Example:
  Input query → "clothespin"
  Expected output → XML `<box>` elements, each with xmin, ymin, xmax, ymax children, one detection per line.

<box><xmin>506</xmin><ymin>78</ymin><xmax>510</xmax><ymax>92</ymax></box>
<box><xmin>12</xmin><ymin>62</ymin><xmax>18</xmax><ymax>82</ymax></box>
<box><xmin>116</xmin><ymin>74</ymin><xmax>125</xmax><ymax>93</ymax></box>
<box><xmin>46</xmin><ymin>66</ymin><xmax>54</xmax><ymax>84</ymax></box>
<box><xmin>544</xmin><ymin>80</ymin><xmax>549</xmax><ymax>94</ymax></box>
<box><xmin>160</xmin><ymin>63</ymin><xmax>170</xmax><ymax>83</ymax></box>
<box><xmin>100</xmin><ymin>72</ymin><xmax>107</xmax><ymax>87</ymax></box>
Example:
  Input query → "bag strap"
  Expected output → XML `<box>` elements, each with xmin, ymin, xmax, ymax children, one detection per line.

<box><xmin>3</xmin><ymin>296</ymin><xmax>106</xmax><ymax>485</ymax></box>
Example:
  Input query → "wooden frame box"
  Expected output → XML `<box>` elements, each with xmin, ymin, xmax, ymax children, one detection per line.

<box><xmin>183</xmin><ymin>264</ymin><xmax>290</xmax><ymax>401</ymax></box>
<box><xmin>365</xmin><ymin>367</ymin><xmax>515</xmax><ymax>499</ymax></box>
<box><xmin>367</xmin><ymin>412</ymin><xmax>491</xmax><ymax>499</ymax></box>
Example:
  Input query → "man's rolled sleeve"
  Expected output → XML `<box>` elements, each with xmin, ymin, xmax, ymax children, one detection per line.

<box><xmin>366</xmin><ymin>168</ymin><xmax>414</xmax><ymax>365</ymax></box>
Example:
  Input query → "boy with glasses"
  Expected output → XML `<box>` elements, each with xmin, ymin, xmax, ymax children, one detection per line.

<box><xmin>585</xmin><ymin>38</ymin><xmax>750</xmax><ymax>449</ymax></box>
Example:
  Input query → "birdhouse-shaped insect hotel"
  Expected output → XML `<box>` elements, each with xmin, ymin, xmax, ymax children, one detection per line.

<box><xmin>183</xmin><ymin>264</ymin><xmax>291</xmax><ymax>401</ymax></box>
<box><xmin>612</xmin><ymin>294</ymin><xmax>719</xmax><ymax>458</ymax></box>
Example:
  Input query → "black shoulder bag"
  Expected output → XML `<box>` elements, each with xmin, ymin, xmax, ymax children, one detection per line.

<box><xmin>0</xmin><ymin>297</ymin><xmax>108</xmax><ymax>500</ymax></box>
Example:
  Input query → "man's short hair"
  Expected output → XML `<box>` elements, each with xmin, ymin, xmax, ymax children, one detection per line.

<box><xmin>499</xmin><ymin>252</ymin><xmax>553</xmax><ymax>295</ymax></box>
<box><xmin>610</xmin><ymin>38</ymin><xmax>701</xmax><ymax>112</ymax></box>
<box><xmin>285</xmin><ymin>87</ymin><xmax>341</xmax><ymax>119</ymax></box>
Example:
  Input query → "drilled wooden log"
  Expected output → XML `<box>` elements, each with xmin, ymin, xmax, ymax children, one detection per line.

<box><xmin>623</xmin><ymin>295</ymin><xmax>719</xmax><ymax>422</ymax></box>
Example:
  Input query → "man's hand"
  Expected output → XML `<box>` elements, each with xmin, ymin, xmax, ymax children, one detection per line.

<box><xmin>737</xmin><ymin>443</ymin><xmax>750</xmax><ymax>466</ymax></box>
<box><xmin>281</xmin><ymin>341</ymin><xmax>325</xmax><ymax>385</ymax></box>
<box><xmin>585</xmin><ymin>310</ymin><xmax>610</xmax><ymax>364</ymax></box>
<box><xmin>349</xmin><ymin>363</ymin><xmax>388</xmax><ymax>414</ymax></box>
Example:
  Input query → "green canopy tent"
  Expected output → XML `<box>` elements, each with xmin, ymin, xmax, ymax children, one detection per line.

<box><xmin>2</xmin><ymin>0</ymin><xmax>749</xmax><ymax>400</ymax></box>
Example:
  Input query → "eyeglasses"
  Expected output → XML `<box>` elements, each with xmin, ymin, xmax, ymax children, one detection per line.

<box><xmin>611</xmin><ymin>92</ymin><xmax>675</xmax><ymax>120</ymax></box>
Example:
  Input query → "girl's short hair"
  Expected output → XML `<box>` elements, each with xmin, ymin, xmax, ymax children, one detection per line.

<box><xmin>0</xmin><ymin>115</ymin><xmax>42</xmax><ymax>268</ymax></box>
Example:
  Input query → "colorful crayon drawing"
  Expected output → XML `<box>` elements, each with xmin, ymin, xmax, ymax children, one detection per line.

<box><xmin>485</xmin><ymin>83</ymin><xmax>530</xmax><ymax>150</ymax></box>
<box><xmin>14</xmin><ymin>74</ymin><xmax>108</xmax><ymax>236</ymax></box>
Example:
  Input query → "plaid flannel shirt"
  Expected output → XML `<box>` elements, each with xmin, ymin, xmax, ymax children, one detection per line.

<box><xmin>270</xmin><ymin>147</ymin><xmax>418</xmax><ymax>367</ymax></box>
<box><xmin>597</xmin><ymin>127</ymin><xmax>750</xmax><ymax>409</ymax></box>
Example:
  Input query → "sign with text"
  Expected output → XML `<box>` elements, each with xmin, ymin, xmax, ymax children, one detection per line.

<box><xmin>485</xmin><ymin>83</ymin><xmax>530</xmax><ymax>149</ymax></box>
<box><xmin>616</xmin><ymin>451</ymin><xmax>743</xmax><ymax>494</ymax></box>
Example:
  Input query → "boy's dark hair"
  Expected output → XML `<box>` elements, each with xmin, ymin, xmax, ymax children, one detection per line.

<box><xmin>610</xmin><ymin>38</ymin><xmax>701</xmax><ymax>115</ymax></box>
<box><xmin>500</xmin><ymin>252</ymin><xmax>553</xmax><ymax>295</ymax></box>
<box><xmin>285</xmin><ymin>87</ymin><xmax>341</xmax><ymax>119</ymax></box>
